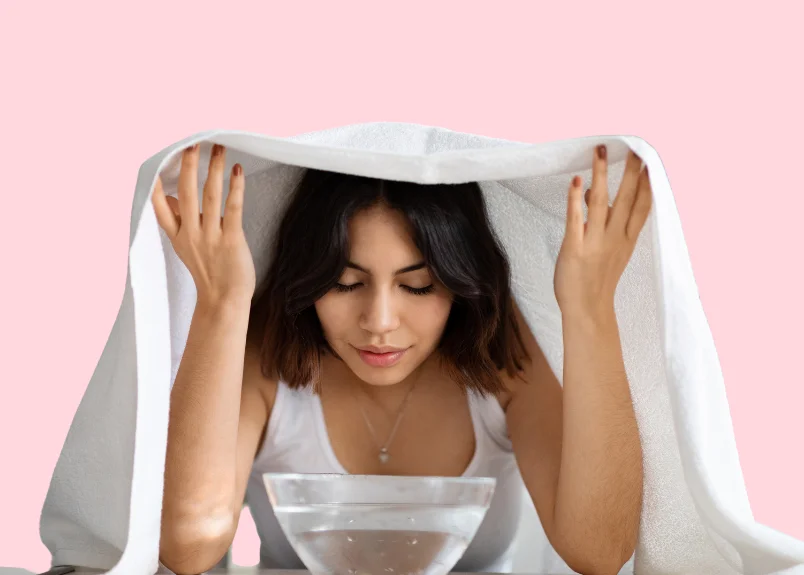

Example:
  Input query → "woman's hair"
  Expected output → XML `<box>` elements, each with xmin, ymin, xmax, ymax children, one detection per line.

<box><xmin>248</xmin><ymin>168</ymin><xmax>530</xmax><ymax>396</ymax></box>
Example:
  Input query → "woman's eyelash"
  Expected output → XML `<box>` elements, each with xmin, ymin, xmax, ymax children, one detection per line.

<box><xmin>333</xmin><ymin>283</ymin><xmax>435</xmax><ymax>296</ymax></box>
<box><xmin>334</xmin><ymin>283</ymin><xmax>360</xmax><ymax>293</ymax></box>
<box><xmin>403</xmin><ymin>285</ymin><xmax>435</xmax><ymax>296</ymax></box>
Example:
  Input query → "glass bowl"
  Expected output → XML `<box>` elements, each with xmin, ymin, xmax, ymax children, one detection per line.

<box><xmin>263</xmin><ymin>472</ymin><xmax>497</xmax><ymax>575</ymax></box>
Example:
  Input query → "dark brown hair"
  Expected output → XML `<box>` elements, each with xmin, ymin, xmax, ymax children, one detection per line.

<box><xmin>248</xmin><ymin>168</ymin><xmax>529</xmax><ymax>395</ymax></box>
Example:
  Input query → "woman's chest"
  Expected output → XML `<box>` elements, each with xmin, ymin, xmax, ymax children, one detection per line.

<box><xmin>319</xmin><ymin>385</ymin><xmax>479</xmax><ymax>478</ymax></box>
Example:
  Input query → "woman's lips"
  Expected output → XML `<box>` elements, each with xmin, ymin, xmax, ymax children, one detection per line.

<box><xmin>356</xmin><ymin>347</ymin><xmax>408</xmax><ymax>367</ymax></box>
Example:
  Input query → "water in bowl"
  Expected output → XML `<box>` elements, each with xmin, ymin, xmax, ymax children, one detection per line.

<box><xmin>274</xmin><ymin>502</ymin><xmax>488</xmax><ymax>575</ymax></box>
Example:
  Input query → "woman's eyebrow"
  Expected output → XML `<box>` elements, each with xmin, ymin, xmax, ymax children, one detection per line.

<box><xmin>345</xmin><ymin>261</ymin><xmax>426</xmax><ymax>275</ymax></box>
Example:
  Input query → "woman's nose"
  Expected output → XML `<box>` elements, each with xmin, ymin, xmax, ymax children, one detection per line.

<box><xmin>359</xmin><ymin>287</ymin><xmax>401</xmax><ymax>335</ymax></box>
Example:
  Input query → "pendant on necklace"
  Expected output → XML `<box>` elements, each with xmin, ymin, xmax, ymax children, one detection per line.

<box><xmin>379</xmin><ymin>448</ymin><xmax>390</xmax><ymax>464</ymax></box>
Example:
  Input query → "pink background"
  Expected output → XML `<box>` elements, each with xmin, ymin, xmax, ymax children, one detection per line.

<box><xmin>1</xmin><ymin>0</ymin><xmax>802</xmax><ymax>571</ymax></box>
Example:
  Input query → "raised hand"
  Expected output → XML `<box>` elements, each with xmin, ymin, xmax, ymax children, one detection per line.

<box><xmin>554</xmin><ymin>145</ymin><xmax>653</xmax><ymax>320</ymax></box>
<box><xmin>151</xmin><ymin>143</ymin><xmax>256</xmax><ymax>308</ymax></box>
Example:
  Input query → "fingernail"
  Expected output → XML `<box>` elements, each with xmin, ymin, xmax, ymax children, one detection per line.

<box><xmin>572</xmin><ymin>175</ymin><xmax>581</xmax><ymax>187</ymax></box>
<box><xmin>597</xmin><ymin>145</ymin><xmax>607</xmax><ymax>160</ymax></box>
<box><xmin>233</xmin><ymin>163</ymin><xmax>242</xmax><ymax>176</ymax></box>
<box><xmin>212</xmin><ymin>144</ymin><xmax>221</xmax><ymax>156</ymax></box>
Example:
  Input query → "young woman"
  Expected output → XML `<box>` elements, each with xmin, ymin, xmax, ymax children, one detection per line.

<box><xmin>152</xmin><ymin>142</ymin><xmax>650</xmax><ymax>575</ymax></box>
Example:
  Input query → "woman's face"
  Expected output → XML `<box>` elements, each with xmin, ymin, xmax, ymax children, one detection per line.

<box><xmin>314</xmin><ymin>203</ymin><xmax>454</xmax><ymax>387</ymax></box>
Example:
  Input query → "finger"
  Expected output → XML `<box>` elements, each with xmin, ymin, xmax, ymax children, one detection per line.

<box><xmin>586</xmin><ymin>145</ymin><xmax>610</xmax><ymax>236</ymax></box>
<box><xmin>151</xmin><ymin>175</ymin><xmax>179</xmax><ymax>238</ymax></box>
<box><xmin>609</xmin><ymin>149</ymin><xmax>644</xmax><ymax>233</ymax></box>
<box><xmin>202</xmin><ymin>144</ymin><xmax>226</xmax><ymax>234</ymax></box>
<box><xmin>583</xmin><ymin>188</ymin><xmax>590</xmax><ymax>234</ymax></box>
<box><xmin>626</xmin><ymin>167</ymin><xmax>653</xmax><ymax>241</ymax></box>
<box><xmin>223</xmin><ymin>163</ymin><xmax>246</xmax><ymax>234</ymax></box>
<box><xmin>565</xmin><ymin>175</ymin><xmax>585</xmax><ymax>245</ymax></box>
<box><xmin>165</xmin><ymin>195</ymin><xmax>181</xmax><ymax>218</ymax></box>
<box><xmin>584</xmin><ymin>187</ymin><xmax>607</xmax><ymax>205</ymax></box>
<box><xmin>177</xmin><ymin>144</ymin><xmax>200</xmax><ymax>229</ymax></box>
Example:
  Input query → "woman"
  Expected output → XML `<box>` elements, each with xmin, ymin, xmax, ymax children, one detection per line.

<box><xmin>152</xmin><ymin>142</ymin><xmax>650</xmax><ymax>575</ymax></box>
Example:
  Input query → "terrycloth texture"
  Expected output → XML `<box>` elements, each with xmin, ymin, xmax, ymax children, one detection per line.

<box><xmin>35</xmin><ymin>123</ymin><xmax>804</xmax><ymax>575</ymax></box>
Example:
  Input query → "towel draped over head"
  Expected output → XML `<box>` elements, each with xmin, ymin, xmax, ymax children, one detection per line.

<box><xmin>36</xmin><ymin>123</ymin><xmax>804</xmax><ymax>575</ymax></box>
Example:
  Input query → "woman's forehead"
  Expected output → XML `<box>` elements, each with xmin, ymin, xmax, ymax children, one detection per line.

<box><xmin>348</xmin><ymin>206</ymin><xmax>415</xmax><ymax>246</ymax></box>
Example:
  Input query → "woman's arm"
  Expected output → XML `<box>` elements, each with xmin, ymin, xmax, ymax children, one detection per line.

<box><xmin>152</xmin><ymin>145</ymin><xmax>272</xmax><ymax>575</ymax></box>
<box><xmin>503</xmin><ymin>302</ymin><xmax>642</xmax><ymax>575</ymax></box>
<box><xmin>504</xmin><ymin>146</ymin><xmax>650</xmax><ymax>575</ymax></box>
<box><xmin>159</xmin><ymin>298</ymin><xmax>273</xmax><ymax>575</ymax></box>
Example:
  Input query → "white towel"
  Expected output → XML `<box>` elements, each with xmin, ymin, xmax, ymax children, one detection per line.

<box><xmin>33</xmin><ymin>123</ymin><xmax>804</xmax><ymax>575</ymax></box>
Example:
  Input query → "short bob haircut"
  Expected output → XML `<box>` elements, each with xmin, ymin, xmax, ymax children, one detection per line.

<box><xmin>248</xmin><ymin>168</ymin><xmax>530</xmax><ymax>396</ymax></box>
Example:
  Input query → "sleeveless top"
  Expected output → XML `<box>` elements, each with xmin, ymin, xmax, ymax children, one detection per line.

<box><xmin>244</xmin><ymin>381</ymin><xmax>527</xmax><ymax>573</ymax></box>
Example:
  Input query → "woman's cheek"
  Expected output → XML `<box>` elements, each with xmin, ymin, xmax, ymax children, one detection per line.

<box><xmin>417</xmin><ymin>294</ymin><xmax>453</xmax><ymax>328</ymax></box>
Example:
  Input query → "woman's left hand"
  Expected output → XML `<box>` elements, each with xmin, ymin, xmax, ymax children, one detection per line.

<box><xmin>554</xmin><ymin>145</ymin><xmax>653</xmax><ymax>320</ymax></box>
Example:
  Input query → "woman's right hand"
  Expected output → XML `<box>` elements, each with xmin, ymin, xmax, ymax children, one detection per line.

<box><xmin>151</xmin><ymin>143</ymin><xmax>256</xmax><ymax>308</ymax></box>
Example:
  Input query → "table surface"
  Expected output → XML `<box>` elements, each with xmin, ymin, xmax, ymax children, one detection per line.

<box><xmin>39</xmin><ymin>568</ymin><xmax>556</xmax><ymax>575</ymax></box>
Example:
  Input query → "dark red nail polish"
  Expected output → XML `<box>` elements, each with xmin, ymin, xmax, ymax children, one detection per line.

<box><xmin>597</xmin><ymin>145</ymin><xmax>607</xmax><ymax>160</ymax></box>
<box><xmin>233</xmin><ymin>164</ymin><xmax>242</xmax><ymax>176</ymax></box>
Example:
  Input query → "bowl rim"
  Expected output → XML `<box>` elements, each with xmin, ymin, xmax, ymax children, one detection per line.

<box><xmin>262</xmin><ymin>471</ymin><xmax>497</xmax><ymax>488</ymax></box>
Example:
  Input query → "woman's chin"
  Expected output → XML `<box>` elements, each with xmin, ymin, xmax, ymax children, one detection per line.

<box><xmin>340</xmin><ymin>354</ymin><xmax>413</xmax><ymax>387</ymax></box>
<box><xmin>351</xmin><ymin>364</ymin><xmax>410</xmax><ymax>387</ymax></box>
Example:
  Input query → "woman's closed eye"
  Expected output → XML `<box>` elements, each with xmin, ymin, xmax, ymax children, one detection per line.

<box><xmin>334</xmin><ymin>283</ymin><xmax>435</xmax><ymax>296</ymax></box>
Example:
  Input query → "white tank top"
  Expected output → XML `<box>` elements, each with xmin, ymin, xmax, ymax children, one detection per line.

<box><xmin>244</xmin><ymin>381</ymin><xmax>527</xmax><ymax>573</ymax></box>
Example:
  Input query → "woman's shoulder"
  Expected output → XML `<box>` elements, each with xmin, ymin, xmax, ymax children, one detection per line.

<box><xmin>467</xmin><ymin>388</ymin><xmax>514</xmax><ymax>453</ymax></box>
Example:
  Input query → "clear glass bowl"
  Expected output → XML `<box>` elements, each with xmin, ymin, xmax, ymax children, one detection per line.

<box><xmin>263</xmin><ymin>472</ymin><xmax>497</xmax><ymax>575</ymax></box>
